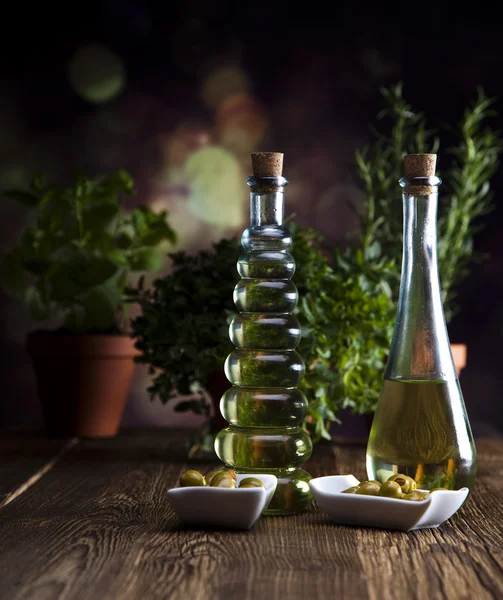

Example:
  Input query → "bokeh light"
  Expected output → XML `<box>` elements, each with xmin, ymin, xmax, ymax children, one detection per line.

<box><xmin>68</xmin><ymin>43</ymin><xmax>126</xmax><ymax>104</ymax></box>
<box><xmin>158</xmin><ymin>122</ymin><xmax>212</xmax><ymax>174</ymax></box>
<box><xmin>200</xmin><ymin>64</ymin><xmax>250</xmax><ymax>108</ymax></box>
<box><xmin>184</xmin><ymin>146</ymin><xmax>245</xmax><ymax>228</ymax></box>
<box><xmin>216</xmin><ymin>93</ymin><xmax>268</xmax><ymax>155</ymax></box>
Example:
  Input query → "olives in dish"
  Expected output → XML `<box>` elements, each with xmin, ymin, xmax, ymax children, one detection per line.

<box><xmin>341</xmin><ymin>486</ymin><xmax>359</xmax><ymax>494</ymax></box>
<box><xmin>238</xmin><ymin>477</ymin><xmax>265</xmax><ymax>489</ymax></box>
<box><xmin>179</xmin><ymin>470</ymin><xmax>206</xmax><ymax>487</ymax></box>
<box><xmin>388</xmin><ymin>474</ymin><xmax>416</xmax><ymax>494</ymax></box>
<box><xmin>210</xmin><ymin>472</ymin><xmax>236</xmax><ymax>488</ymax></box>
<box><xmin>341</xmin><ymin>473</ymin><xmax>432</xmax><ymax>501</ymax></box>
<box><xmin>355</xmin><ymin>481</ymin><xmax>381</xmax><ymax>496</ymax></box>
<box><xmin>178</xmin><ymin>468</ymin><xmax>262</xmax><ymax>490</ymax></box>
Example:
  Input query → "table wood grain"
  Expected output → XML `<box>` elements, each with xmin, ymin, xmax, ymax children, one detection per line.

<box><xmin>0</xmin><ymin>429</ymin><xmax>501</xmax><ymax>600</ymax></box>
<box><xmin>0</xmin><ymin>432</ymin><xmax>74</xmax><ymax>507</ymax></box>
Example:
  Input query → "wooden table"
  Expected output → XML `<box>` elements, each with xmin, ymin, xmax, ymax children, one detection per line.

<box><xmin>0</xmin><ymin>429</ymin><xmax>502</xmax><ymax>600</ymax></box>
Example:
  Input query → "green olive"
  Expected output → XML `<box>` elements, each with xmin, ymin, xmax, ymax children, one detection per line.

<box><xmin>403</xmin><ymin>491</ymin><xmax>430</xmax><ymax>501</ymax></box>
<box><xmin>341</xmin><ymin>486</ymin><xmax>359</xmax><ymax>494</ymax></box>
<box><xmin>356</xmin><ymin>481</ymin><xmax>381</xmax><ymax>496</ymax></box>
<box><xmin>205</xmin><ymin>469</ymin><xmax>220</xmax><ymax>485</ymax></box>
<box><xmin>378</xmin><ymin>481</ymin><xmax>402</xmax><ymax>498</ymax></box>
<box><xmin>179</xmin><ymin>469</ymin><xmax>206</xmax><ymax>487</ymax></box>
<box><xmin>238</xmin><ymin>477</ymin><xmax>264</xmax><ymax>488</ymax></box>
<box><xmin>210</xmin><ymin>472</ymin><xmax>236</xmax><ymax>488</ymax></box>
<box><xmin>388</xmin><ymin>474</ymin><xmax>416</xmax><ymax>494</ymax></box>
<box><xmin>206</xmin><ymin>468</ymin><xmax>237</xmax><ymax>485</ymax></box>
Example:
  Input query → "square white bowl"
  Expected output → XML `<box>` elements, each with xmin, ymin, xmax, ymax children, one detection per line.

<box><xmin>168</xmin><ymin>473</ymin><xmax>277</xmax><ymax>530</ymax></box>
<box><xmin>309</xmin><ymin>475</ymin><xmax>469</xmax><ymax>532</ymax></box>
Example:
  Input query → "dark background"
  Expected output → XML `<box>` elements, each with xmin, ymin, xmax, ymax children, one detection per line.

<box><xmin>0</xmin><ymin>1</ymin><xmax>501</xmax><ymax>432</ymax></box>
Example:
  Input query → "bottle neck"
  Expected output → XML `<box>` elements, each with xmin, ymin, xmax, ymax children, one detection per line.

<box><xmin>386</xmin><ymin>179</ymin><xmax>457</xmax><ymax>381</ymax></box>
<box><xmin>250</xmin><ymin>191</ymin><xmax>284</xmax><ymax>226</ymax></box>
<box><xmin>247</xmin><ymin>176</ymin><xmax>287</xmax><ymax>227</ymax></box>
<box><xmin>403</xmin><ymin>190</ymin><xmax>440</xmax><ymax>295</ymax></box>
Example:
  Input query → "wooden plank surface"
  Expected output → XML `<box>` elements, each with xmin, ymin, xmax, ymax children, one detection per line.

<box><xmin>0</xmin><ymin>432</ymin><xmax>75</xmax><ymax>507</ymax></box>
<box><xmin>0</xmin><ymin>430</ymin><xmax>501</xmax><ymax>600</ymax></box>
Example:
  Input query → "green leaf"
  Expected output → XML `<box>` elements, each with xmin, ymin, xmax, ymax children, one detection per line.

<box><xmin>107</xmin><ymin>250</ymin><xmax>129</xmax><ymax>268</ymax></box>
<box><xmin>47</xmin><ymin>255</ymin><xmax>117</xmax><ymax>301</ymax></box>
<box><xmin>131</xmin><ymin>208</ymin><xmax>147</xmax><ymax>236</ymax></box>
<box><xmin>25</xmin><ymin>286</ymin><xmax>49</xmax><ymax>320</ymax></box>
<box><xmin>49</xmin><ymin>271</ymin><xmax>81</xmax><ymax>303</ymax></box>
<box><xmin>128</xmin><ymin>248</ymin><xmax>163</xmax><ymax>271</ymax></box>
<box><xmin>4</xmin><ymin>190</ymin><xmax>40</xmax><ymax>206</ymax></box>
<box><xmin>118</xmin><ymin>170</ymin><xmax>135</xmax><ymax>194</ymax></box>
<box><xmin>77</xmin><ymin>279</ymin><xmax>122</xmax><ymax>332</ymax></box>
<box><xmin>107</xmin><ymin>169</ymin><xmax>134</xmax><ymax>195</ymax></box>
<box><xmin>365</xmin><ymin>241</ymin><xmax>381</xmax><ymax>260</ymax></box>
<box><xmin>31</xmin><ymin>174</ymin><xmax>48</xmax><ymax>193</ymax></box>
<box><xmin>141</xmin><ymin>221</ymin><xmax>177</xmax><ymax>246</ymax></box>
<box><xmin>82</xmin><ymin>202</ymin><xmax>120</xmax><ymax>232</ymax></box>
<box><xmin>115</xmin><ymin>232</ymin><xmax>133</xmax><ymax>249</ymax></box>
<box><xmin>133</xmin><ymin>206</ymin><xmax>177</xmax><ymax>246</ymax></box>
<box><xmin>38</xmin><ymin>196</ymin><xmax>71</xmax><ymax>233</ymax></box>
<box><xmin>75</xmin><ymin>257</ymin><xmax>118</xmax><ymax>287</ymax></box>
<box><xmin>358</xmin><ymin>274</ymin><xmax>372</xmax><ymax>293</ymax></box>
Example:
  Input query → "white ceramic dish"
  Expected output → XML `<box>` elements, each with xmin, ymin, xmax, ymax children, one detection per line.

<box><xmin>168</xmin><ymin>473</ymin><xmax>277</xmax><ymax>530</ymax></box>
<box><xmin>309</xmin><ymin>475</ymin><xmax>469</xmax><ymax>532</ymax></box>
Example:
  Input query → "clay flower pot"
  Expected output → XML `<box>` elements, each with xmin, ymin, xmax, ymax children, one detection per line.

<box><xmin>450</xmin><ymin>343</ymin><xmax>467</xmax><ymax>376</ymax></box>
<box><xmin>27</xmin><ymin>332</ymin><xmax>139</xmax><ymax>438</ymax></box>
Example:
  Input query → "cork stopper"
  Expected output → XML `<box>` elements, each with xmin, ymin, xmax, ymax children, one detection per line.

<box><xmin>403</xmin><ymin>153</ymin><xmax>438</xmax><ymax>194</ymax></box>
<box><xmin>404</xmin><ymin>154</ymin><xmax>437</xmax><ymax>178</ymax></box>
<box><xmin>251</xmin><ymin>152</ymin><xmax>284</xmax><ymax>177</ymax></box>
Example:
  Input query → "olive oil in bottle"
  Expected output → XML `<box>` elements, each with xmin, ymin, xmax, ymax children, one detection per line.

<box><xmin>366</xmin><ymin>154</ymin><xmax>477</xmax><ymax>491</ymax></box>
<box><xmin>215</xmin><ymin>152</ymin><xmax>313</xmax><ymax>514</ymax></box>
<box><xmin>367</xmin><ymin>379</ymin><xmax>476</xmax><ymax>490</ymax></box>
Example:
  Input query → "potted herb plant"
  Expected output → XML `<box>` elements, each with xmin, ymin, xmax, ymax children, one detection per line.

<box><xmin>0</xmin><ymin>170</ymin><xmax>176</xmax><ymax>437</ymax></box>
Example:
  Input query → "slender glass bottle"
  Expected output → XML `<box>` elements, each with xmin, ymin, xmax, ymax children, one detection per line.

<box><xmin>215</xmin><ymin>152</ymin><xmax>313</xmax><ymax>514</ymax></box>
<box><xmin>366</xmin><ymin>154</ymin><xmax>477</xmax><ymax>491</ymax></box>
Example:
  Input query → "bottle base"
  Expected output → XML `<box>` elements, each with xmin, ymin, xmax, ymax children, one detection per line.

<box><xmin>366</xmin><ymin>454</ymin><xmax>477</xmax><ymax>491</ymax></box>
<box><xmin>236</xmin><ymin>467</ymin><xmax>313</xmax><ymax>515</ymax></box>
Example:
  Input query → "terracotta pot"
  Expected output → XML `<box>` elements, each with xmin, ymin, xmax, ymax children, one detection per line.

<box><xmin>451</xmin><ymin>343</ymin><xmax>467</xmax><ymax>376</ymax></box>
<box><xmin>205</xmin><ymin>369</ymin><xmax>231</xmax><ymax>431</ymax></box>
<box><xmin>27</xmin><ymin>332</ymin><xmax>139</xmax><ymax>438</ymax></box>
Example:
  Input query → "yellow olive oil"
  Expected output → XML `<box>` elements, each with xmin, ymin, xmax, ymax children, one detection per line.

<box><xmin>366</xmin><ymin>379</ymin><xmax>477</xmax><ymax>490</ymax></box>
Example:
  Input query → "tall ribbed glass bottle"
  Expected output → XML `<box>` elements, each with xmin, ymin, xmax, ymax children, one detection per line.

<box><xmin>366</xmin><ymin>154</ymin><xmax>477</xmax><ymax>491</ymax></box>
<box><xmin>215</xmin><ymin>152</ymin><xmax>313</xmax><ymax>514</ymax></box>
